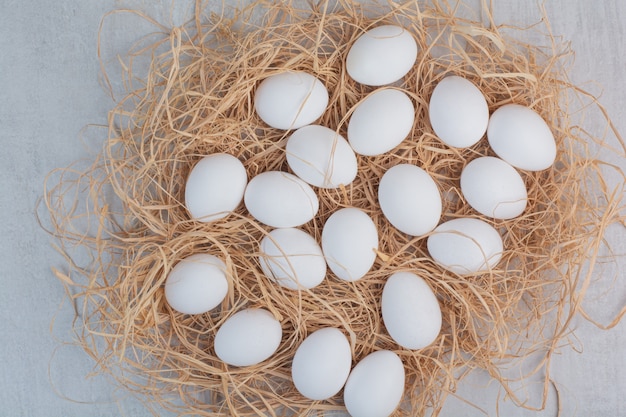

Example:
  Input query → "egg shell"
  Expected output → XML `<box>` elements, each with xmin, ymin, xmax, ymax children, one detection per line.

<box><xmin>427</xmin><ymin>218</ymin><xmax>503</xmax><ymax>275</ymax></box>
<box><xmin>254</xmin><ymin>71</ymin><xmax>329</xmax><ymax>130</ymax></box>
<box><xmin>378</xmin><ymin>164</ymin><xmax>442</xmax><ymax>236</ymax></box>
<box><xmin>259</xmin><ymin>228</ymin><xmax>326</xmax><ymax>290</ymax></box>
<box><xmin>286</xmin><ymin>125</ymin><xmax>358</xmax><ymax>189</ymax></box>
<box><xmin>487</xmin><ymin>104</ymin><xmax>557</xmax><ymax>171</ymax></box>
<box><xmin>184</xmin><ymin>153</ymin><xmax>247</xmax><ymax>222</ymax></box>
<box><xmin>347</xmin><ymin>88</ymin><xmax>415</xmax><ymax>156</ymax></box>
<box><xmin>346</xmin><ymin>25</ymin><xmax>418</xmax><ymax>86</ymax></box>
<box><xmin>428</xmin><ymin>75</ymin><xmax>489</xmax><ymax>148</ymax></box>
<box><xmin>460</xmin><ymin>156</ymin><xmax>528</xmax><ymax>219</ymax></box>
<box><xmin>321</xmin><ymin>207</ymin><xmax>378</xmax><ymax>281</ymax></box>
<box><xmin>214</xmin><ymin>308</ymin><xmax>282</xmax><ymax>367</ymax></box>
<box><xmin>164</xmin><ymin>254</ymin><xmax>228</xmax><ymax>315</ymax></box>
<box><xmin>382</xmin><ymin>271</ymin><xmax>442</xmax><ymax>350</ymax></box>
<box><xmin>244</xmin><ymin>171</ymin><xmax>319</xmax><ymax>228</ymax></box>
<box><xmin>291</xmin><ymin>328</ymin><xmax>352</xmax><ymax>400</ymax></box>
<box><xmin>343</xmin><ymin>350</ymin><xmax>405</xmax><ymax>417</ymax></box>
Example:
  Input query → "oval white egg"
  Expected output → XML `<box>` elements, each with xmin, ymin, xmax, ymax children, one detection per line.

<box><xmin>244</xmin><ymin>171</ymin><xmax>319</xmax><ymax>228</ymax></box>
<box><xmin>378</xmin><ymin>164</ymin><xmax>442</xmax><ymax>236</ymax></box>
<box><xmin>429</xmin><ymin>75</ymin><xmax>489</xmax><ymax>148</ymax></box>
<box><xmin>427</xmin><ymin>218</ymin><xmax>503</xmax><ymax>275</ymax></box>
<box><xmin>291</xmin><ymin>327</ymin><xmax>352</xmax><ymax>401</ymax></box>
<box><xmin>321</xmin><ymin>207</ymin><xmax>378</xmax><ymax>281</ymax></box>
<box><xmin>346</xmin><ymin>25</ymin><xmax>418</xmax><ymax>86</ymax></box>
<box><xmin>347</xmin><ymin>88</ymin><xmax>415</xmax><ymax>156</ymax></box>
<box><xmin>286</xmin><ymin>125</ymin><xmax>358</xmax><ymax>189</ymax></box>
<box><xmin>259</xmin><ymin>228</ymin><xmax>326</xmax><ymax>290</ymax></box>
<box><xmin>164</xmin><ymin>253</ymin><xmax>228</xmax><ymax>315</ymax></box>
<box><xmin>461</xmin><ymin>156</ymin><xmax>527</xmax><ymax>219</ymax></box>
<box><xmin>382</xmin><ymin>271</ymin><xmax>442</xmax><ymax>350</ymax></box>
<box><xmin>185</xmin><ymin>153</ymin><xmax>247</xmax><ymax>222</ymax></box>
<box><xmin>487</xmin><ymin>103</ymin><xmax>557</xmax><ymax>171</ymax></box>
<box><xmin>343</xmin><ymin>350</ymin><xmax>405</xmax><ymax>417</ymax></box>
<box><xmin>254</xmin><ymin>71</ymin><xmax>329</xmax><ymax>130</ymax></box>
<box><xmin>214</xmin><ymin>308</ymin><xmax>282</xmax><ymax>367</ymax></box>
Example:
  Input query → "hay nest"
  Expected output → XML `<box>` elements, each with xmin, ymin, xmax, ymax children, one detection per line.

<box><xmin>44</xmin><ymin>0</ymin><xmax>626</xmax><ymax>416</ymax></box>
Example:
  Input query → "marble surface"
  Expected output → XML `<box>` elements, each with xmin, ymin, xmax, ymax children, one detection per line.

<box><xmin>1</xmin><ymin>1</ymin><xmax>624</xmax><ymax>416</ymax></box>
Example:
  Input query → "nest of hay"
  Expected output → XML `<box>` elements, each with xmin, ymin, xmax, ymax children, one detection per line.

<box><xmin>43</xmin><ymin>0</ymin><xmax>626</xmax><ymax>416</ymax></box>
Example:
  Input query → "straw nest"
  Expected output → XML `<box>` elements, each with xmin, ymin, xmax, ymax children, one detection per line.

<box><xmin>43</xmin><ymin>1</ymin><xmax>626</xmax><ymax>416</ymax></box>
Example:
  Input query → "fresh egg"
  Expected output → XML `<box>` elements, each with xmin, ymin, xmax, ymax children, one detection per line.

<box><xmin>381</xmin><ymin>271</ymin><xmax>442</xmax><ymax>350</ymax></box>
<box><xmin>343</xmin><ymin>350</ymin><xmax>405</xmax><ymax>417</ymax></box>
<box><xmin>291</xmin><ymin>327</ymin><xmax>352</xmax><ymax>400</ymax></box>
<box><xmin>286</xmin><ymin>125</ymin><xmax>358</xmax><ymax>189</ymax></box>
<box><xmin>427</xmin><ymin>218</ymin><xmax>503</xmax><ymax>275</ymax></box>
<box><xmin>346</xmin><ymin>25</ymin><xmax>418</xmax><ymax>86</ymax></box>
<box><xmin>244</xmin><ymin>171</ymin><xmax>319</xmax><ymax>228</ymax></box>
<box><xmin>378</xmin><ymin>164</ymin><xmax>442</xmax><ymax>236</ymax></box>
<box><xmin>321</xmin><ymin>207</ymin><xmax>378</xmax><ymax>281</ymax></box>
<box><xmin>254</xmin><ymin>71</ymin><xmax>329</xmax><ymax>130</ymax></box>
<box><xmin>460</xmin><ymin>156</ymin><xmax>527</xmax><ymax>219</ymax></box>
<box><xmin>184</xmin><ymin>153</ymin><xmax>247</xmax><ymax>222</ymax></box>
<box><xmin>428</xmin><ymin>75</ymin><xmax>489</xmax><ymax>148</ymax></box>
<box><xmin>487</xmin><ymin>103</ymin><xmax>557</xmax><ymax>171</ymax></box>
<box><xmin>258</xmin><ymin>228</ymin><xmax>326</xmax><ymax>290</ymax></box>
<box><xmin>164</xmin><ymin>254</ymin><xmax>228</xmax><ymax>315</ymax></box>
<box><xmin>347</xmin><ymin>88</ymin><xmax>415</xmax><ymax>156</ymax></box>
<box><xmin>214</xmin><ymin>308</ymin><xmax>282</xmax><ymax>367</ymax></box>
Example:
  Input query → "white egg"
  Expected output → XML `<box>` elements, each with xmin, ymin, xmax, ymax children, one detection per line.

<box><xmin>258</xmin><ymin>228</ymin><xmax>326</xmax><ymax>290</ymax></box>
<box><xmin>460</xmin><ymin>156</ymin><xmax>527</xmax><ymax>219</ymax></box>
<box><xmin>164</xmin><ymin>254</ymin><xmax>228</xmax><ymax>315</ymax></box>
<box><xmin>343</xmin><ymin>350</ymin><xmax>405</xmax><ymax>417</ymax></box>
<box><xmin>321</xmin><ymin>207</ymin><xmax>378</xmax><ymax>281</ymax></box>
<box><xmin>291</xmin><ymin>327</ymin><xmax>352</xmax><ymax>401</ymax></box>
<box><xmin>428</xmin><ymin>75</ymin><xmax>489</xmax><ymax>148</ymax></box>
<box><xmin>254</xmin><ymin>71</ymin><xmax>329</xmax><ymax>130</ymax></box>
<box><xmin>427</xmin><ymin>218</ymin><xmax>503</xmax><ymax>275</ymax></box>
<box><xmin>378</xmin><ymin>164</ymin><xmax>442</xmax><ymax>236</ymax></box>
<box><xmin>214</xmin><ymin>308</ymin><xmax>282</xmax><ymax>367</ymax></box>
<box><xmin>487</xmin><ymin>104</ymin><xmax>557</xmax><ymax>171</ymax></box>
<box><xmin>184</xmin><ymin>153</ymin><xmax>247</xmax><ymax>222</ymax></box>
<box><xmin>244</xmin><ymin>171</ymin><xmax>319</xmax><ymax>228</ymax></box>
<box><xmin>382</xmin><ymin>271</ymin><xmax>442</xmax><ymax>350</ymax></box>
<box><xmin>346</xmin><ymin>25</ymin><xmax>418</xmax><ymax>86</ymax></box>
<box><xmin>286</xmin><ymin>125</ymin><xmax>358</xmax><ymax>189</ymax></box>
<box><xmin>347</xmin><ymin>88</ymin><xmax>415</xmax><ymax>156</ymax></box>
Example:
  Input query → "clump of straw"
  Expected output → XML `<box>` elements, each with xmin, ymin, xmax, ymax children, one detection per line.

<box><xmin>43</xmin><ymin>1</ymin><xmax>625</xmax><ymax>416</ymax></box>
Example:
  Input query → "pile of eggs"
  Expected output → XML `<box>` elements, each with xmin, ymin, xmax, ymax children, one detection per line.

<box><xmin>165</xmin><ymin>24</ymin><xmax>556</xmax><ymax>417</ymax></box>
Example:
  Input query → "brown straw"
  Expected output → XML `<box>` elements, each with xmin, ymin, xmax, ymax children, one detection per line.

<box><xmin>42</xmin><ymin>1</ymin><xmax>626</xmax><ymax>415</ymax></box>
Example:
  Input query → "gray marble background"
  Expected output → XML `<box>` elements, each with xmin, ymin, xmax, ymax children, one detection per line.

<box><xmin>1</xmin><ymin>1</ymin><xmax>624</xmax><ymax>416</ymax></box>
